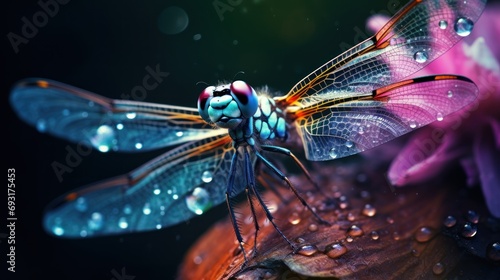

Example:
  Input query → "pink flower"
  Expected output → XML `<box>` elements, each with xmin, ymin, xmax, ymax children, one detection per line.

<box><xmin>368</xmin><ymin>5</ymin><xmax>500</xmax><ymax>217</ymax></box>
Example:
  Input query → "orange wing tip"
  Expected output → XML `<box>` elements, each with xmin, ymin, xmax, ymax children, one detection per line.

<box><xmin>37</xmin><ymin>80</ymin><xmax>49</xmax><ymax>88</ymax></box>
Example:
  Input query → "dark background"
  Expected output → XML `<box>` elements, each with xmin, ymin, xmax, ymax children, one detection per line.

<box><xmin>2</xmin><ymin>1</ymin><xmax>498</xmax><ymax>279</ymax></box>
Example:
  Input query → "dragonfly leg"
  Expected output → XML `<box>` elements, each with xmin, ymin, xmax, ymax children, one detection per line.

<box><xmin>255</xmin><ymin>150</ymin><xmax>330</xmax><ymax>225</ymax></box>
<box><xmin>260</xmin><ymin>145</ymin><xmax>327</xmax><ymax>197</ymax></box>
<box><xmin>245</xmin><ymin>149</ymin><xmax>295</xmax><ymax>250</ymax></box>
<box><xmin>226</xmin><ymin>151</ymin><xmax>248</xmax><ymax>263</ymax></box>
<box><xmin>243</xmin><ymin>151</ymin><xmax>261</xmax><ymax>257</ymax></box>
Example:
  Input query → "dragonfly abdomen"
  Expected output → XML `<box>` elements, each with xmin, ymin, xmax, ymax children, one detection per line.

<box><xmin>253</xmin><ymin>95</ymin><xmax>287</xmax><ymax>141</ymax></box>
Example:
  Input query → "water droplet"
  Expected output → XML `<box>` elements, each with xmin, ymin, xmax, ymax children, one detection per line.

<box><xmin>153</xmin><ymin>184</ymin><xmax>161</xmax><ymax>195</ymax></box>
<box><xmin>486</xmin><ymin>242</ymin><xmax>500</xmax><ymax>261</ymax></box>
<box><xmin>466</xmin><ymin>210</ymin><xmax>479</xmax><ymax>224</ymax></box>
<box><xmin>126</xmin><ymin>112</ymin><xmax>137</xmax><ymax>119</ymax></box>
<box><xmin>81</xmin><ymin>112</ymin><xmax>88</xmax><ymax>118</ymax></box>
<box><xmin>345</xmin><ymin>141</ymin><xmax>353</xmax><ymax>148</ymax></box>
<box><xmin>295</xmin><ymin>237</ymin><xmax>305</xmax><ymax>243</ymax></box>
<box><xmin>118</xmin><ymin>217</ymin><xmax>128</xmax><ymax>229</ymax></box>
<box><xmin>415</xmin><ymin>226</ymin><xmax>434</xmax><ymax>243</ymax></box>
<box><xmin>80</xmin><ymin>230</ymin><xmax>88</xmax><ymax>237</ymax></box>
<box><xmin>116</xmin><ymin>123</ymin><xmax>124</xmax><ymax>130</ymax></box>
<box><xmin>201</xmin><ymin>170</ymin><xmax>213</xmax><ymax>183</ymax></box>
<box><xmin>193</xmin><ymin>255</ymin><xmax>203</xmax><ymax>265</ymax></box>
<box><xmin>393</xmin><ymin>231</ymin><xmax>400</xmax><ymax>240</ymax></box>
<box><xmin>414</xmin><ymin>50</ymin><xmax>429</xmax><ymax>63</ymax></box>
<box><xmin>358</xmin><ymin>126</ymin><xmax>365</xmax><ymax>134</ymax></box>
<box><xmin>447</xmin><ymin>90</ymin><xmax>453</xmax><ymax>98</ymax></box>
<box><xmin>193</xmin><ymin>33</ymin><xmax>202</xmax><ymax>41</ymax></box>
<box><xmin>346</xmin><ymin>236</ymin><xmax>354</xmax><ymax>242</ymax></box>
<box><xmin>156</xmin><ymin>224</ymin><xmax>162</xmax><ymax>230</ymax></box>
<box><xmin>91</xmin><ymin>125</ymin><xmax>115</xmax><ymax>153</ymax></box>
<box><xmin>433</xmin><ymin>262</ymin><xmax>445</xmax><ymax>275</ymax></box>
<box><xmin>461</xmin><ymin>222</ymin><xmax>477</xmax><ymax>238</ymax></box>
<box><xmin>408</xmin><ymin>120</ymin><xmax>417</xmax><ymax>128</ymax></box>
<box><xmin>175</xmin><ymin>131</ymin><xmax>184</xmax><ymax>137</ymax></box>
<box><xmin>439</xmin><ymin>20</ymin><xmax>448</xmax><ymax>30</ymax></box>
<box><xmin>296</xmin><ymin>244</ymin><xmax>318</xmax><ymax>256</ymax></box>
<box><xmin>347</xmin><ymin>212</ymin><xmax>356</xmax><ymax>221</ymax></box>
<box><xmin>186</xmin><ymin>187</ymin><xmax>211</xmax><ymax>215</ymax></box>
<box><xmin>123</xmin><ymin>204</ymin><xmax>132</xmax><ymax>215</ymax></box>
<box><xmin>75</xmin><ymin>197</ymin><xmax>88</xmax><ymax>212</ymax></box>
<box><xmin>362</xmin><ymin>204</ymin><xmax>376</xmax><ymax>217</ymax></box>
<box><xmin>53</xmin><ymin>225</ymin><xmax>64</xmax><ymax>236</ymax></box>
<box><xmin>289</xmin><ymin>212</ymin><xmax>301</xmax><ymax>225</ymax></box>
<box><xmin>308</xmin><ymin>224</ymin><xmax>318</xmax><ymax>232</ymax></box>
<box><xmin>347</xmin><ymin>225</ymin><xmax>364</xmax><ymax>237</ymax></box>
<box><xmin>158</xmin><ymin>6</ymin><xmax>189</xmax><ymax>35</ymax></box>
<box><xmin>88</xmin><ymin>212</ymin><xmax>104</xmax><ymax>230</ymax></box>
<box><xmin>325</xmin><ymin>243</ymin><xmax>347</xmax><ymax>259</ymax></box>
<box><xmin>142</xmin><ymin>203</ymin><xmax>152</xmax><ymax>215</ymax></box>
<box><xmin>443</xmin><ymin>215</ymin><xmax>457</xmax><ymax>227</ymax></box>
<box><xmin>436</xmin><ymin>112</ymin><xmax>444</xmax><ymax>121</ymax></box>
<box><xmin>135</xmin><ymin>142</ymin><xmax>143</xmax><ymax>150</ymax></box>
<box><xmin>329</xmin><ymin>147</ymin><xmax>338</xmax><ymax>159</ymax></box>
<box><xmin>454</xmin><ymin>17</ymin><xmax>474</xmax><ymax>37</ymax></box>
<box><xmin>370</xmin><ymin>231</ymin><xmax>380</xmax><ymax>240</ymax></box>
<box><xmin>36</xmin><ymin>119</ymin><xmax>47</xmax><ymax>132</ymax></box>
<box><xmin>386</xmin><ymin>217</ymin><xmax>395</xmax><ymax>224</ymax></box>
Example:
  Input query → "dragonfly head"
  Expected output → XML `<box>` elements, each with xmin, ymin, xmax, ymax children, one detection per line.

<box><xmin>197</xmin><ymin>80</ymin><xmax>258</xmax><ymax>129</ymax></box>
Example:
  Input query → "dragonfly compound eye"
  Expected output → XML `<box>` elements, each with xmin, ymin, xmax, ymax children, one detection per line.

<box><xmin>230</xmin><ymin>80</ymin><xmax>258</xmax><ymax>118</ymax></box>
<box><xmin>197</xmin><ymin>86</ymin><xmax>215</xmax><ymax>122</ymax></box>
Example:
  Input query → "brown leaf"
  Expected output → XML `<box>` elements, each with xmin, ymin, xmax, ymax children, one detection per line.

<box><xmin>178</xmin><ymin>163</ymin><xmax>500</xmax><ymax>279</ymax></box>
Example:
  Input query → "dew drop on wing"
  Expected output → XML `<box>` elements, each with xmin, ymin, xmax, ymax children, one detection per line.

<box><xmin>186</xmin><ymin>187</ymin><xmax>211</xmax><ymax>215</ymax></box>
<box><xmin>439</xmin><ymin>20</ymin><xmax>448</xmax><ymax>30</ymax></box>
<box><xmin>91</xmin><ymin>125</ymin><xmax>115</xmax><ymax>153</ymax></box>
<box><xmin>143</xmin><ymin>202</ymin><xmax>152</xmax><ymax>215</ymax></box>
<box><xmin>74</xmin><ymin>197</ymin><xmax>88</xmax><ymax>212</ymax></box>
<box><xmin>413</xmin><ymin>50</ymin><xmax>429</xmax><ymax>63</ymax></box>
<box><xmin>454</xmin><ymin>17</ymin><xmax>474</xmax><ymax>37</ymax></box>
<box><xmin>443</xmin><ymin>215</ymin><xmax>457</xmax><ymax>227</ymax></box>
<box><xmin>88</xmin><ymin>212</ymin><xmax>104</xmax><ymax>231</ymax></box>
<box><xmin>201</xmin><ymin>170</ymin><xmax>213</xmax><ymax>183</ymax></box>
<box><xmin>118</xmin><ymin>216</ymin><xmax>129</xmax><ymax>229</ymax></box>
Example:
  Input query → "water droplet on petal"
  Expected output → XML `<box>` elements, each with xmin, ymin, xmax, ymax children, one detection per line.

<box><xmin>408</xmin><ymin>120</ymin><xmax>418</xmax><ymax>128</ymax></box>
<box><xmin>186</xmin><ymin>187</ymin><xmax>211</xmax><ymax>215</ymax></box>
<box><xmin>347</xmin><ymin>225</ymin><xmax>364</xmax><ymax>237</ymax></box>
<box><xmin>454</xmin><ymin>17</ymin><xmax>474</xmax><ymax>37</ymax></box>
<box><xmin>325</xmin><ymin>243</ymin><xmax>347</xmax><ymax>259</ymax></box>
<box><xmin>75</xmin><ymin>197</ymin><xmax>88</xmax><ymax>212</ymax></box>
<box><xmin>443</xmin><ymin>215</ymin><xmax>457</xmax><ymax>227</ymax></box>
<box><xmin>415</xmin><ymin>226</ymin><xmax>434</xmax><ymax>243</ymax></box>
<box><xmin>142</xmin><ymin>203</ymin><xmax>152</xmax><ymax>215</ymax></box>
<box><xmin>362</xmin><ymin>204</ymin><xmax>376</xmax><ymax>217</ymax></box>
<box><xmin>447</xmin><ymin>90</ymin><xmax>453</xmax><ymax>98</ymax></box>
<box><xmin>414</xmin><ymin>50</ymin><xmax>429</xmax><ymax>63</ymax></box>
<box><xmin>201</xmin><ymin>170</ymin><xmax>213</xmax><ymax>183</ymax></box>
<box><xmin>370</xmin><ymin>231</ymin><xmax>380</xmax><ymax>240</ymax></box>
<box><xmin>461</xmin><ymin>222</ymin><xmax>477</xmax><ymax>238</ymax></box>
<box><xmin>308</xmin><ymin>223</ymin><xmax>318</xmax><ymax>232</ymax></box>
<box><xmin>36</xmin><ymin>119</ymin><xmax>47</xmax><ymax>132</ymax></box>
<box><xmin>118</xmin><ymin>216</ymin><xmax>128</xmax><ymax>229</ymax></box>
<box><xmin>439</xmin><ymin>20</ymin><xmax>448</xmax><ymax>30</ymax></box>
<box><xmin>466</xmin><ymin>210</ymin><xmax>479</xmax><ymax>224</ymax></box>
<box><xmin>347</xmin><ymin>212</ymin><xmax>356</xmax><ymax>221</ymax></box>
<box><xmin>329</xmin><ymin>148</ymin><xmax>338</xmax><ymax>159</ymax></box>
<box><xmin>487</xmin><ymin>242</ymin><xmax>500</xmax><ymax>261</ymax></box>
<box><xmin>433</xmin><ymin>262</ymin><xmax>445</xmax><ymax>275</ymax></box>
<box><xmin>436</xmin><ymin>112</ymin><xmax>444</xmax><ymax>121</ymax></box>
<box><xmin>88</xmin><ymin>212</ymin><xmax>104</xmax><ymax>231</ymax></box>
<box><xmin>289</xmin><ymin>212</ymin><xmax>301</xmax><ymax>225</ymax></box>
<box><xmin>193</xmin><ymin>255</ymin><xmax>203</xmax><ymax>265</ymax></box>
<box><xmin>296</xmin><ymin>244</ymin><xmax>318</xmax><ymax>256</ymax></box>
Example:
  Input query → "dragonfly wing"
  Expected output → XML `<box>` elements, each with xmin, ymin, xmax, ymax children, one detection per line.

<box><xmin>279</xmin><ymin>0</ymin><xmax>486</xmax><ymax>106</ymax></box>
<box><xmin>10</xmin><ymin>78</ymin><xmax>224</xmax><ymax>152</ymax></box>
<box><xmin>296</xmin><ymin>75</ymin><xmax>477</xmax><ymax>161</ymax></box>
<box><xmin>43</xmin><ymin>134</ymin><xmax>249</xmax><ymax>237</ymax></box>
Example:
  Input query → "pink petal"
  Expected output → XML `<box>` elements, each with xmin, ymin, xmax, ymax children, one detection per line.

<box><xmin>474</xmin><ymin>122</ymin><xmax>500</xmax><ymax>218</ymax></box>
<box><xmin>388</xmin><ymin>128</ymin><xmax>464</xmax><ymax>186</ymax></box>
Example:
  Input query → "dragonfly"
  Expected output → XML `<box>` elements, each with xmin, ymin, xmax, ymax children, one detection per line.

<box><xmin>11</xmin><ymin>0</ymin><xmax>485</xmax><ymax>260</ymax></box>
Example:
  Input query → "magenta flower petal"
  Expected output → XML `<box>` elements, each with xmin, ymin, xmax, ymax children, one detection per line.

<box><xmin>387</xmin><ymin>128</ymin><xmax>464</xmax><ymax>186</ymax></box>
<box><xmin>474</xmin><ymin>121</ymin><xmax>500</xmax><ymax>218</ymax></box>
